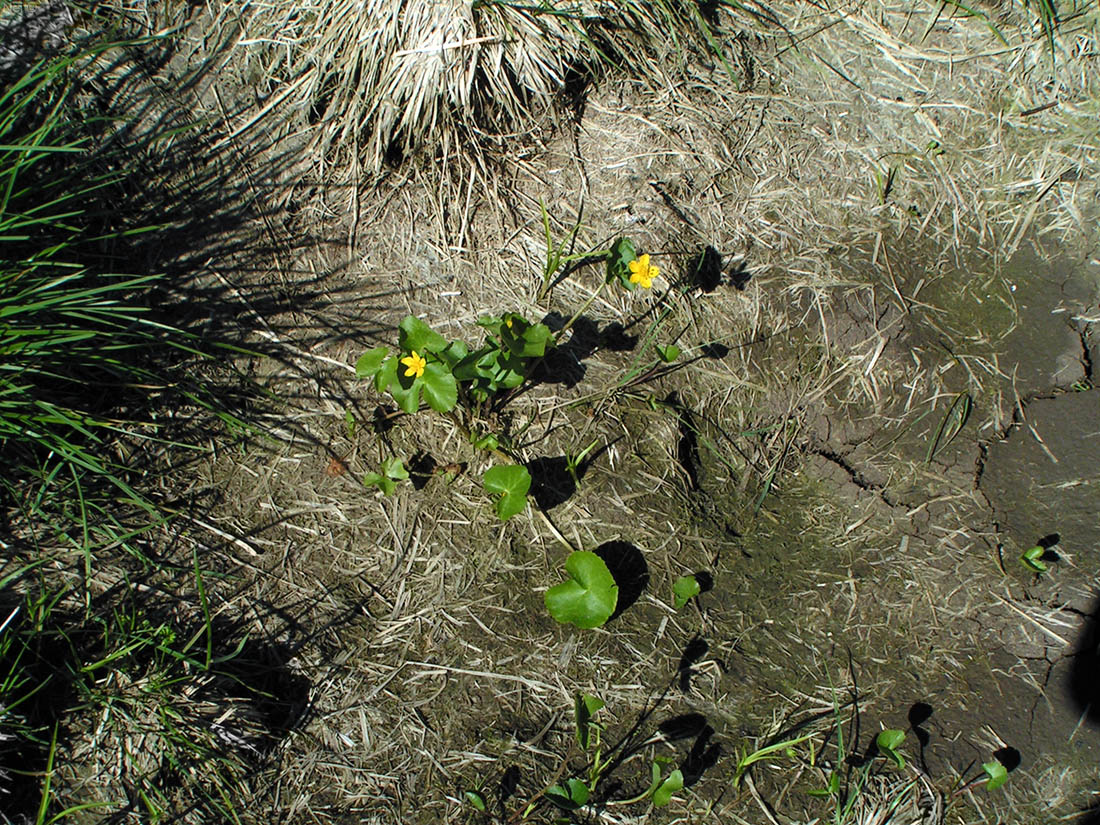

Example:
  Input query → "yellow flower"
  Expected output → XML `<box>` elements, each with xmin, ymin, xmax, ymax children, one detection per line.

<box><xmin>400</xmin><ymin>350</ymin><xmax>426</xmax><ymax>379</ymax></box>
<box><xmin>628</xmin><ymin>254</ymin><xmax>657</xmax><ymax>289</ymax></box>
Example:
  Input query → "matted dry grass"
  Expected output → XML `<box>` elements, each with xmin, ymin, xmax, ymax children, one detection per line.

<box><xmin>38</xmin><ymin>0</ymin><xmax>1100</xmax><ymax>822</ymax></box>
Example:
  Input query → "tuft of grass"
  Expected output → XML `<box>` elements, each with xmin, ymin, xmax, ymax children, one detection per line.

<box><xmin>219</xmin><ymin>0</ymin><xmax>758</xmax><ymax>171</ymax></box>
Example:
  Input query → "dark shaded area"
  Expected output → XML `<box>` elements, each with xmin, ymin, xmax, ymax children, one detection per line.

<box><xmin>663</xmin><ymin>393</ymin><xmax>703</xmax><ymax>491</ymax></box>
<box><xmin>1067</xmin><ymin>590</ymin><xmax>1100</xmax><ymax>727</ymax></box>
<box><xmin>686</xmin><ymin>246</ymin><xmax>752</xmax><ymax>293</ymax></box>
<box><xmin>701</xmin><ymin>342</ymin><xmax>730</xmax><ymax>359</ymax></box>
<box><xmin>0</xmin><ymin>584</ymin><xmax>314</xmax><ymax>823</ymax></box>
<box><xmin>907</xmin><ymin>701</ymin><xmax>933</xmax><ymax>771</ymax></box>
<box><xmin>694</xmin><ymin>570</ymin><xmax>714</xmax><ymax>593</ymax></box>
<box><xmin>677</xmin><ymin>635</ymin><xmax>709</xmax><ymax>691</ymax></box>
<box><xmin>689</xmin><ymin>245</ymin><xmax>723</xmax><ymax>293</ymax></box>
<box><xmin>408</xmin><ymin>452</ymin><xmax>438</xmax><ymax>491</ymax></box>
<box><xmin>680</xmin><ymin>723</ymin><xmax>722</xmax><ymax>786</ymax></box>
<box><xmin>526</xmin><ymin>456</ymin><xmax>580</xmax><ymax>509</ymax></box>
<box><xmin>1076</xmin><ymin>801</ymin><xmax>1100</xmax><ymax>825</ymax></box>
<box><xmin>499</xmin><ymin>765</ymin><xmax>521</xmax><ymax>803</ymax></box>
<box><xmin>532</xmin><ymin>313</ymin><xmax>638</xmax><ymax>388</ymax></box>
<box><xmin>993</xmin><ymin>745</ymin><xmax>1021</xmax><ymax>773</ymax></box>
<box><xmin>657</xmin><ymin>713</ymin><xmax>709</xmax><ymax>741</ymax></box>
<box><xmin>595</xmin><ymin>541</ymin><xmax>649</xmax><ymax>621</ymax></box>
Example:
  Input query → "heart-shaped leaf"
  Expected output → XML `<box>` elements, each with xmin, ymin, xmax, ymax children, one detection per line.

<box><xmin>652</xmin><ymin>768</ymin><xmax>683</xmax><ymax>808</ymax></box>
<box><xmin>982</xmin><ymin>759</ymin><xmax>1008</xmax><ymax>791</ymax></box>
<box><xmin>546</xmin><ymin>779</ymin><xmax>589</xmax><ymax>810</ymax></box>
<box><xmin>875</xmin><ymin>729</ymin><xmax>906</xmax><ymax>769</ymax></box>
<box><xmin>483</xmin><ymin>465</ymin><xmax>531</xmax><ymax>521</ymax></box>
<box><xmin>399</xmin><ymin>315</ymin><xmax>448</xmax><ymax>354</ymax></box>
<box><xmin>545</xmin><ymin>551</ymin><xmax>618</xmax><ymax>629</ymax></box>
<box><xmin>672</xmin><ymin>574</ymin><xmax>701</xmax><ymax>609</ymax></box>
<box><xmin>419</xmin><ymin>362</ymin><xmax>457</xmax><ymax>412</ymax></box>
<box><xmin>356</xmin><ymin>346</ymin><xmax>389</xmax><ymax>379</ymax></box>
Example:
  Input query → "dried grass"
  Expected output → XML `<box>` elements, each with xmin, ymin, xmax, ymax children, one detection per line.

<box><xmin>51</xmin><ymin>0</ymin><xmax>1100</xmax><ymax>821</ymax></box>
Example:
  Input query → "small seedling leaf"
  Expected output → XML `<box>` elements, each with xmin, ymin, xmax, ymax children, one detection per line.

<box><xmin>381</xmin><ymin>457</ymin><xmax>408</xmax><ymax>481</ymax></box>
<box><xmin>652</xmin><ymin>769</ymin><xmax>683</xmax><ymax>808</ymax></box>
<box><xmin>876</xmin><ymin>729</ymin><xmax>906</xmax><ymax>768</ymax></box>
<box><xmin>672</xmin><ymin>574</ymin><xmax>701</xmax><ymax>609</ymax></box>
<box><xmin>399</xmin><ymin>315</ymin><xmax>448</xmax><ymax>353</ymax></box>
<box><xmin>464</xmin><ymin>791</ymin><xmax>487</xmax><ymax>811</ymax></box>
<box><xmin>483</xmin><ymin>465</ymin><xmax>531</xmax><ymax>520</ymax></box>
<box><xmin>420</xmin><ymin>362</ymin><xmax>458</xmax><ymax>412</ymax></box>
<box><xmin>982</xmin><ymin>759</ymin><xmax>1008</xmax><ymax>791</ymax></box>
<box><xmin>356</xmin><ymin>346</ymin><xmax>388</xmax><ymax>379</ymax></box>
<box><xmin>574</xmin><ymin>693</ymin><xmax>604</xmax><ymax>749</ymax></box>
<box><xmin>545</xmin><ymin>551</ymin><xmax>618</xmax><ymax>629</ymax></box>
<box><xmin>546</xmin><ymin>779</ymin><xmax>589</xmax><ymax>810</ymax></box>
<box><xmin>363</xmin><ymin>472</ymin><xmax>397</xmax><ymax>497</ymax></box>
<box><xmin>1020</xmin><ymin>545</ymin><xmax>1047</xmax><ymax>573</ymax></box>
<box><xmin>656</xmin><ymin>344</ymin><xmax>681</xmax><ymax>363</ymax></box>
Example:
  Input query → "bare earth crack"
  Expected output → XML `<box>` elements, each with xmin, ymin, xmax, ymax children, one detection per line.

<box><xmin>808</xmin><ymin>446</ymin><xmax>901</xmax><ymax>510</ymax></box>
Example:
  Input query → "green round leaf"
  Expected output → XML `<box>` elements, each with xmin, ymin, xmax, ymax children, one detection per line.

<box><xmin>672</xmin><ymin>574</ymin><xmax>701</xmax><ymax>609</ymax></box>
<box><xmin>420</xmin><ymin>362</ymin><xmax>458</xmax><ymax>412</ymax></box>
<box><xmin>545</xmin><ymin>551</ymin><xmax>619</xmax><ymax>629</ymax></box>
<box><xmin>374</xmin><ymin>355</ymin><xmax>398</xmax><ymax>393</ymax></box>
<box><xmin>398</xmin><ymin>315</ymin><xmax>448</xmax><ymax>354</ymax></box>
<box><xmin>483</xmin><ymin>464</ymin><xmax>531</xmax><ymax>520</ymax></box>
<box><xmin>388</xmin><ymin>374</ymin><xmax>420</xmax><ymax>414</ymax></box>
<box><xmin>982</xmin><ymin>759</ymin><xmax>1008</xmax><ymax>791</ymax></box>
<box><xmin>356</xmin><ymin>346</ymin><xmax>389</xmax><ymax>379</ymax></box>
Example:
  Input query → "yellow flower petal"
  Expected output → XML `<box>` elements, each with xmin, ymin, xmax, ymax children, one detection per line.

<box><xmin>400</xmin><ymin>350</ymin><xmax>426</xmax><ymax>379</ymax></box>
<box><xmin>628</xmin><ymin>254</ymin><xmax>655</xmax><ymax>289</ymax></box>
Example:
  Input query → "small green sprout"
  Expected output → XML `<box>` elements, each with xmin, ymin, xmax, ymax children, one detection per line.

<box><xmin>545</xmin><ymin>551</ymin><xmax>618</xmax><ymax>629</ymax></box>
<box><xmin>363</xmin><ymin>457</ymin><xmax>408</xmax><ymax>496</ymax></box>
<box><xmin>672</xmin><ymin>574</ymin><xmax>701</xmax><ymax>609</ymax></box>
<box><xmin>575</xmin><ymin>693</ymin><xmax>605</xmax><ymax>750</ymax></box>
<box><xmin>655</xmin><ymin>343</ymin><xmax>681</xmax><ymax>363</ymax></box>
<box><xmin>545</xmin><ymin>778</ymin><xmax>590</xmax><ymax>811</ymax></box>
<box><xmin>463</xmin><ymin>790</ymin><xmax>487</xmax><ymax>811</ymax></box>
<box><xmin>483</xmin><ymin>465</ymin><xmax>531</xmax><ymax>520</ymax></box>
<box><xmin>875</xmin><ymin>729</ymin><xmax>906</xmax><ymax>769</ymax></box>
<box><xmin>650</xmin><ymin>764</ymin><xmax>684</xmax><ymax>808</ymax></box>
<box><xmin>1020</xmin><ymin>545</ymin><xmax>1047</xmax><ymax>573</ymax></box>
